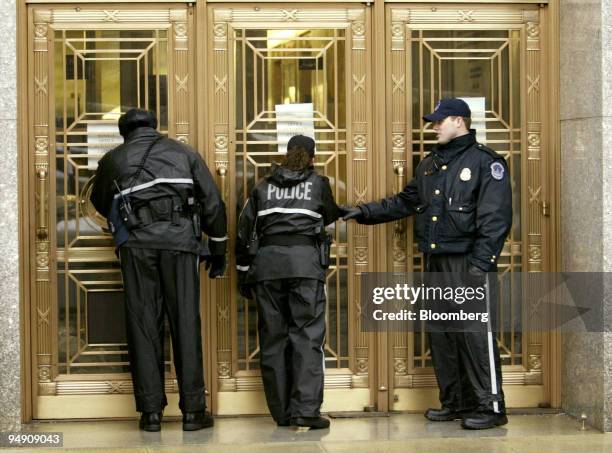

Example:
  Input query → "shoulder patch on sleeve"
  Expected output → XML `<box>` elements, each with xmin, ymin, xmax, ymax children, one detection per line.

<box><xmin>490</xmin><ymin>161</ymin><xmax>505</xmax><ymax>180</ymax></box>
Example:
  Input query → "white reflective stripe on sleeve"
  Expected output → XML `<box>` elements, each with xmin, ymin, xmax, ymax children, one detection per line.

<box><xmin>113</xmin><ymin>178</ymin><xmax>194</xmax><ymax>198</ymax></box>
<box><xmin>236</xmin><ymin>265</ymin><xmax>250</xmax><ymax>272</ymax></box>
<box><xmin>209</xmin><ymin>236</ymin><xmax>228</xmax><ymax>242</ymax></box>
<box><xmin>485</xmin><ymin>273</ymin><xmax>500</xmax><ymax>414</ymax></box>
<box><xmin>257</xmin><ymin>207</ymin><xmax>322</xmax><ymax>219</ymax></box>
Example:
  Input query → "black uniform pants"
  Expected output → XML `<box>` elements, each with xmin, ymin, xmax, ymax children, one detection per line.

<box><xmin>119</xmin><ymin>247</ymin><xmax>206</xmax><ymax>413</ymax></box>
<box><xmin>254</xmin><ymin>278</ymin><xmax>326</xmax><ymax>422</ymax></box>
<box><xmin>426</xmin><ymin>253</ymin><xmax>505</xmax><ymax>414</ymax></box>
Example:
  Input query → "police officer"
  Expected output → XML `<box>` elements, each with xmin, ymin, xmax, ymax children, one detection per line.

<box><xmin>236</xmin><ymin>135</ymin><xmax>339</xmax><ymax>429</ymax></box>
<box><xmin>341</xmin><ymin>99</ymin><xmax>512</xmax><ymax>430</ymax></box>
<box><xmin>90</xmin><ymin>109</ymin><xmax>227</xmax><ymax>432</ymax></box>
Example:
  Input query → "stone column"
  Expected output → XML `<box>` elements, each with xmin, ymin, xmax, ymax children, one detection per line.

<box><xmin>0</xmin><ymin>0</ymin><xmax>21</xmax><ymax>431</ymax></box>
<box><xmin>560</xmin><ymin>0</ymin><xmax>612</xmax><ymax>432</ymax></box>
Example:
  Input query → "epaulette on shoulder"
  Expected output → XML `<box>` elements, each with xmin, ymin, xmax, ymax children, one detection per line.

<box><xmin>476</xmin><ymin>143</ymin><xmax>504</xmax><ymax>160</ymax></box>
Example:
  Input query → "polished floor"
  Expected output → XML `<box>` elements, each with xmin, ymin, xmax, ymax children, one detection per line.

<box><xmin>5</xmin><ymin>413</ymin><xmax>612</xmax><ymax>452</ymax></box>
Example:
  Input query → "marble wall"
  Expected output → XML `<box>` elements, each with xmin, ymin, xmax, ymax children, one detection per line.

<box><xmin>0</xmin><ymin>0</ymin><xmax>21</xmax><ymax>432</ymax></box>
<box><xmin>602</xmin><ymin>0</ymin><xmax>612</xmax><ymax>432</ymax></box>
<box><xmin>560</xmin><ymin>0</ymin><xmax>612</xmax><ymax>432</ymax></box>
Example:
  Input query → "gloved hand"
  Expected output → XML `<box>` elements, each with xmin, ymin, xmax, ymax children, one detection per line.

<box><xmin>466</xmin><ymin>265</ymin><xmax>487</xmax><ymax>289</ymax></box>
<box><xmin>237</xmin><ymin>271</ymin><xmax>254</xmax><ymax>300</ymax></box>
<box><xmin>204</xmin><ymin>254</ymin><xmax>226</xmax><ymax>279</ymax></box>
<box><xmin>338</xmin><ymin>205</ymin><xmax>363</xmax><ymax>220</ymax></box>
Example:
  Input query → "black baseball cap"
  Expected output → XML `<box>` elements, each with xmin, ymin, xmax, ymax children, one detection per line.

<box><xmin>118</xmin><ymin>108</ymin><xmax>158</xmax><ymax>138</ymax></box>
<box><xmin>287</xmin><ymin>135</ymin><xmax>316</xmax><ymax>158</ymax></box>
<box><xmin>423</xmin><ymin>98</ymin><xmax>471</xmax><ymax>122</ymax></box>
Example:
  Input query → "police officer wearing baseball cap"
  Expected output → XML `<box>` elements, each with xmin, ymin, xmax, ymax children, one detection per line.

<box><xmin>236</xmin><ymin>135</ymin><xmax>340</xmax><ymax>429</ymax></box>
<box><xmin>340</xmin><ymin>98</ymin><xmax>512</xmax><ymax>429</ymax></box>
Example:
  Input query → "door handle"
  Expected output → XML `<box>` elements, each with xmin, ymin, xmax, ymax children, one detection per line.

<box><xmin>216</xmin><ymin>164</ymin><xmax>227</xmax><ymax>195</ymax></box>
<box><xmin>36</xmin><ymin>167</ymin><xmax>48</xmax><ymax>240</ymax></box>
<box><xmin>394</xmin><ymin>164</ymin><xmax>405</xmax><ymax>235</ymax></box>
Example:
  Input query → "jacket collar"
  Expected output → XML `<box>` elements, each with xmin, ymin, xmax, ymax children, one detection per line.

<box><xmin>123</xmin><ymin>127</ymin><xmax>161</xmax><ymax>144</ymax></box>
<box><xmin>432</xmin><ymin>129</ymin><xmax>477</xmax><ymax>164</ymax></box>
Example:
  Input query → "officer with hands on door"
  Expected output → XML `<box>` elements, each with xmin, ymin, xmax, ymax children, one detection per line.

<box><xmin>236</xmin><ymin>135</ymin><xmax>340</xmax><ymax>429</ymax></box>
<box><xmin>90</xmin><ymin>108</ymin><xmax>227</xmax><ymax>432</ymax></box>
<box><xmin>340</xmin><ymin>98</ymin><xmax>512</xmax><ymax>430</ymax></box>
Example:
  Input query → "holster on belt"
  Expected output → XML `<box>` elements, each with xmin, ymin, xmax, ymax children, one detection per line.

<box><xmin>317</xmin><ymin>227</ymin><xmax>333</xmax><ymax>269</ymax></box>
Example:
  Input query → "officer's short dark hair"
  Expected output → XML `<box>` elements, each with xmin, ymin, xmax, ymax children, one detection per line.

<box><xmin>450</xmin><ymin>115</ymin><xmax>472</xmax><ymax>130</ymax></box>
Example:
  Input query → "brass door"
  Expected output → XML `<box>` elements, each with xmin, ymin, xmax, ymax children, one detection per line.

<box><xmin>27</xmin><ymin>5</ymin><xmax>195</xmax><ymax>418</ymax></box>
<box><xmin>385</xmin><ymin>4</ymin><xmax>554</xmax><ymax>410</ymax></box>
<box><xmin>206</xmin><ymin>5</ymin><xmax>376</xmax><ymax>414</ymax></box>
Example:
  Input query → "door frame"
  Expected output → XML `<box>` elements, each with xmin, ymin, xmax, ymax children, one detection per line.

<box><xmin>201</xmin><ymin>2</ymin><xmax>378</xmax><ymax>415</ymax></box>
<box><xmin>377</xmin><ymin>1</ymin><xmax>561</xmax><ymax>412</ymax></box>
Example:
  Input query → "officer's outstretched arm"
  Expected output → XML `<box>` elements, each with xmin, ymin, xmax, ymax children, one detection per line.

<box><xmin>357</xmin><ymin>177</ymin><xmax>420</xmax><ymax>225</ymax></box>
<box><xmin>470</xmin><ymin>158</ymin><xmax>513</xmax><ymax>272</ymax></box>
<box><xmin>191</xmin><ymin>153</ymin><xmax>228</xmax><ymax>256</ymax></box>
<box><xmin>320</xmin><ymin>176</ymin><xmax>341</xmax><ymax>226</ymax></box>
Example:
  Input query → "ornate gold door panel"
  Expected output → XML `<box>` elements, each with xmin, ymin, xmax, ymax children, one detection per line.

<box><xmin>385</xmin><ymin>4</ymin><xmax>552</xmax><ymax>410</ymax></box>
<box><xmin>207</xmin><ymin>5</ymin><xmax>374</xmax><ymax>414</ymax></box>
<box><xmin>27</xmin><ymin>5</ymin><xmax>194</xmax><ymax>418</ymax></box>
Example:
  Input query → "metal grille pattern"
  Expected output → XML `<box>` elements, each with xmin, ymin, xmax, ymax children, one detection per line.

<box><xmin>53</xmin><ymin>29</ymin><xmax>171</xmax><ymax>374</ymax></box>
<box><xmin>233</xmin><ymin>28</ymin><xmax>350</xmax><ymax>371</ymax></box>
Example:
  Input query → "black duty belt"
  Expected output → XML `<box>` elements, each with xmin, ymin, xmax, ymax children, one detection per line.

<box><xmin>260</xmin><ymin>234</ymin><xmax>317</xmax><ymax>247</ymax></box>
<box><xmin>135</xmin><ymin>199</ymin><xmax>190</xmax><ymax>226</ymax></box>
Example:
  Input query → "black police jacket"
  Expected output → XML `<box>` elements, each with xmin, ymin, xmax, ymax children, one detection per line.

<box><xmin>236</xmin><ymin>164</ymin><xmax>340</xmax><ymax>282</ymax></box>
<box><xmin>90</xmin><ymin>127</ymin><xmax>228</xmax><ymax>255</ymax></box>
<box><xmin>358</xmin><ymin>130</ymin><xmax>512</xmax><ymax>272</ymax></box>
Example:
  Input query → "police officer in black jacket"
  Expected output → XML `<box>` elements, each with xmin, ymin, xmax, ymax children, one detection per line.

<box><xmin>341</xmin><ymin>99</ymin><xmax>512</xmax><ymax>430</ymax></box>
<box><xmin>236</xmin><ymin>135</ymin><xmax>340</xmax><ymax>429</ymax></box>
<box><xmin>90</xmin><ymin>109</ymin><xmax>227</xmax><ymax>432</ymax></box>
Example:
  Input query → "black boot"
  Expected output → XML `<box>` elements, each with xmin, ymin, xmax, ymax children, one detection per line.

<box><xmin>424</xmin><ymin>407</ymin><xmax>464</xmax><ymax>421</ymax></box>
<box><xmin>139</xmin><ymin>412</ymin><xmax>162</xmax><ymax>432</ymax></box>
<box><xmin>291</xmin><ymin>416</ymin><xmax>330</xmax><ymax>429</ymax></box>
<box><xmin>183</xmin><ymin>411</ymin><xmax>214</xmax><ymax>431</ymax></box>
<box><xmin>461</xmin><ymin>411</ymin><xmax>508</xmax><ymax>430</ymax></box>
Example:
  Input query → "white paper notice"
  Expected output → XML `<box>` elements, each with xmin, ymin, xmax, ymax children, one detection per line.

<box><xmin>275</xmin><ymin>103</ymin><xmax>315</xmax><ymax>153</ymax></box>
<box><xmin>87</xmin><ymin>123</ymin><xmax>122</xmax><ymax>170</ymax></box>
<box><xmin>459</xmin><ymin>97</ymin><xmax>487</xmax><ymax>144</ymax></box>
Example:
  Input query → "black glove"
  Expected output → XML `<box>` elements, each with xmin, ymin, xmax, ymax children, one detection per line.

<box><xmin>339</xmin><ymin>205</ymin><xmax>363</xmax><ymax>220</ymax></box>
<box><xmin>204</xmin><ymin>254</ymin><xmax>226</xmax><ymax>279</ymax></box>
<box><xmin>237</xmin><ymin>271</ymin><xmax>254</xmax><ymax>300</ymax></box>
<box><xmin>466</xmin><ymin>265</ymin><xmax>487</xmax><ymax>289</ymax></box>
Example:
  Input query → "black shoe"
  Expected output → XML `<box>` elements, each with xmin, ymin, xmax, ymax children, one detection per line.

<box><xmin>277</xmin><ymin>419</ymin><xmax>291</xmax><ymax>427</ymax></box>
<box><xmin>183</xmin><ymin>411</ymin><xmax>214</xmax><ymax>431</ymax></box>
<box><xmin>139</xmin><ymin>412</ymin><xmax>162</xmax><ymax>432</ymax></box>
<box><xmin>424</xmin><ymin>407</ymin><xmax>463</xmax><ymax>421</ymax></box>
<box><xmin>291</xmin><ymin>416</ymin><xmax>330</xmax><ymax>429</ymax></box>
<box><xmin>461</xmin><ymin>412</ymin><xmax>508</xmax><ymax>430</ymax></box>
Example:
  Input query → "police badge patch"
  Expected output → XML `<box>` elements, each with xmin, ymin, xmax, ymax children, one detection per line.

<box><xmin>490</xmin><ymin>162</ymin><xmax>505</xmax><ymax>180</ymax></box>
<box><xmin>459</xmin><ymin>168</ymin><xmax>472</xmax><ymax>181</ymax></box>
